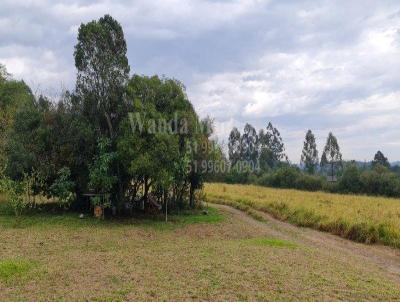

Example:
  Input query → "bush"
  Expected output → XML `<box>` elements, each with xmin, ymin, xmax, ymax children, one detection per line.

<box><xmin>295</xmin><ymin>174</ymin><xmax>324</xmax><ymax>191</ymax></box>
<box><xmin>0</xmin><ymin>177</ymin><xmax>25</xmax><ymax>217</ymax></box>
<box><xmin>360</xmin><ymin>166</ymin><xmax>400</xmax><ymax>197</ymax></box>
<box><xmin>50</xmin><ymin>167</ymin><xmax>75</xmax><ymax>209</ymax></box>
<box><xmin>338</xmin><ymin>164</ymin><xmax>362</xmax><ymax>194</ymax></box>
<box><xmin>239</xmin><ymin>168</ymin><xmax>324</xmax><ymax>192</ymax></box>
<box><xmin>268</xmin><ymin>166</ymin><xmax>300</xmax><ymax>188</ymax></box>
<box><xmin>224</xmin><ymin>164</ymin><xmax>252</xmax><ymax>184</ymax></box>
<box><xmin>255</xmin><ymin>173</ymin><xmax>272</xmax><ymax>187</ymax></box>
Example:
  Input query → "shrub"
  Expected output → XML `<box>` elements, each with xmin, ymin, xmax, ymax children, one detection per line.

<box><xmin>360</xmin><ymin>166</ymin><xmax>400</xmax><ymax>197</ymax></box>
<box><xmin>50</xmin><ymin>167</ymin><xmax>75</xmax><ymax>209</ymax></box>
<box><xmin>224</xmin><ymin>167</ymin><xmax>251</xmax><ymax>184</ymax></box>
<box><xmin>338</xmin><ymin>164</ymin><xmax>362</xmax><ymax>194</ymax></box>
<box><xmin>268</xmin><ymin>166</ymin><xmax>300</xmax><ymax>188</ymax></box>
<box><xmin>0</xmin><ymin>177</ymin><xmax>25</xmax><ymax>217</ymax></box>
<box><xmin>255</xmin><ymin>173</ymin><xmax>271</xmax><ymax>186</ymax></box>
<box><xmin>295</xmin><ymin>174</ymin><xmax>324</xmax><ymax>191</ymax></box>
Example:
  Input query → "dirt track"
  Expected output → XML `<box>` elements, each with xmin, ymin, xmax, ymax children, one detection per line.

<box><xmin>212</xmin><ymin>203</ymin><xmax>400</xmax><ymax>284</ymax></box>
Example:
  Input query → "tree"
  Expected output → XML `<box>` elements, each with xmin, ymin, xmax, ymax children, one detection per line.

<box><xmin>372</xmin><ymin>151</ymin><xmax>390</xmax><ymax>168</ymax></box>
<box><xmin>320</xmin><ymin>132</ymin><xmax>342</xmax><ymax>177</ymax></box>
<box><xmin>228</xmin><ymin>127</ymin><xmax>241</xmax><ymax>167</ymax></box>
<box><xmin>2</xmin><ymin>16</ymin><xmax>210</xmax><ymax>214</ymax></box>
<box><xmin>74</xmin><ymin>14</ymin><xmax>130</xmax><ymax>137</ymax></box>
<box><xmin>300</xmin><ymin>130</ymin><xmax>319</xmax><ymax>174</ymax></box>
<box><xmin>0</xmin><ymin>64</ymin><xmax>10</xmax><ymax>83</ymax></box>
<box><xmin>0</xmin><ymin>70</ymin><xmax>35</xmax><ymax>167</ymax></box>
<box><xmin>241</xmin><ymin>123</ymin><xmax>258</xmax><ymax>167</ymax></box>
<box><xmin>74</xmin><ymin>14</ymin><xmax>131</xmax><ymax>204</ymax></box>
<box><xmin>259</xmin><ymin>122</ymin><xmax>288</xmax><ymax>169</ymax></box>
<box><xmin>118</xmin><ymin>74</ymin><xmax>206</xmax><ymax>210</ymax></box>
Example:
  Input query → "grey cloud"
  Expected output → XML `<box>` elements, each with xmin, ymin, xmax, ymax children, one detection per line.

<box><xmin>0</xmin><ymin>0</ymin><xmax>400</xmax><ymax>161</ymax></box>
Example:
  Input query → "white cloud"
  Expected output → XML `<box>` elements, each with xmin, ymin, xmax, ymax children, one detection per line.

<box><xmin>188</xmin><ymin>2</ymin><xmax>400</xmax><ymax>161</ymax></box>
<box><xmin>334</xmin><ymin>93</ymin><xmax>400</xmax><ymax>115</ymax></box>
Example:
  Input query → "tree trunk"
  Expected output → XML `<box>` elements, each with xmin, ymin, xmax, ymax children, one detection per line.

<box><xmin>189</xmin><ymin>183</ymin><xmax>194</xmax><ymax>208</ymax></box>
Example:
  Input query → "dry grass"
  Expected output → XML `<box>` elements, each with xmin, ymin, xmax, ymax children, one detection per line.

<box><xmin>205</xmin><ymin>183</ymin><xmax>400</xmax><ymax>248</ymax></box>
<box><xmin>1</xmin><ymin>196</ymin><xmax>400</xmax><ymax>300</ymax></box>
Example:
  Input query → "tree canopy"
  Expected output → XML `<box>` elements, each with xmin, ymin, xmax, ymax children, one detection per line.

<box><xmin>372</xmin><ymin>151</ymin><xmax>390</xmax><ymax>168</ymax></box>
<box><xmin>320</xmin><ymin>132</ymin><xmax>342</xmax><ymax>177</ymax></box>
<box><xmin>300</xmin><ymin>130</ymin><xmax>318</xmax><ymax>174</ymax></box>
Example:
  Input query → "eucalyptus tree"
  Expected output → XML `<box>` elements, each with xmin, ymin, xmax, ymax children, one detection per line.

<box><xmin>241</xmin><ymin>123</ymin><xmax>258</xmax><ymax>167</ymax></box>
<box><xmin>259</xmin><ymin>122</ymin><xmax>288</xmax><ymax>169</ymax></box>
<box><xmin>300</xmin><ymin>130</ymin><xmax>319</xmax><ymax>174</ymax></box>
<box><xmin>320</xmin><ymin>132</ymin><xmax>342</xmax><ymax>177</ymax></box>
<box><xmin>228</xmin><ymin>127</ymin><xmax>242</xmax><ymax>167</ymax></box>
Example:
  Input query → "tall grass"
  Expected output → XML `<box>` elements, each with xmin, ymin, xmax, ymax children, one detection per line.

<box><xmin>205</xmin><ymin>183</ymin><xmax>400</xmax><ymax>248</ymax></box>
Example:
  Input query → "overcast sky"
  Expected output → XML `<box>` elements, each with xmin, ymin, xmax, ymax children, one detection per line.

<box><xmin>1</xmin><ymin>0</ymin><xmax>400</xmax><ymax>162</ymax></box>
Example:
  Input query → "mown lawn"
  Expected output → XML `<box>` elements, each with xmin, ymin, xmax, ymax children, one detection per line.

<box><xmin>1</xmin><ymin>196</ymin><xmax>400</xmax><ymax>301</ymax></box>
<box><xmin>205</xmin><ymin>183</ymin><xmax>400</xmax><ymax>248</ymax></box>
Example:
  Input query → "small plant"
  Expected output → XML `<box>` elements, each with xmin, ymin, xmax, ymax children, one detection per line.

<box><xmin>0</xmin><ymin>176</ymin><xmax>25</xmax><ymax>218</ymax></box>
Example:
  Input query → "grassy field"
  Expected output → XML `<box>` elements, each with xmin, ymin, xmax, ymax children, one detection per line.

<box><xmin>205</xmin><ymin>183</ymin><xmax>400</xmax><ymax>248</ymax></box>
<box><xmin>1</xmin><ymin>195</ymin><xmax>400</xmax><ymax>301</ymax></box>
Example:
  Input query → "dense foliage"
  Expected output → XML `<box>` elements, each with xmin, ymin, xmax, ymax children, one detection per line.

<box><xmin>0</xmin><ymin>16</ymin><xmax>213</xmax><ymax>216</ymax></box>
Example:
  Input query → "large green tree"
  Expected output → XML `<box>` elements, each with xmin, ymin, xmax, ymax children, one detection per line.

<box><xmin>74</xmin><ymin>14</ymin><xmax>130</xmax><ymax>137</ymax></box>
<box><xmin>118</xmin><ymin>75</ymin><xmax>206</xmax><ymax>209</ymax></box>
<box><xmin>300</xmin><ymin>130</ymin><xmax>319</xmax><ymax>174</ymax></box>
<box><xmin>0</xmin><ymin>66</ymin><xmax>35</xmax><ymax>167</ymax></box>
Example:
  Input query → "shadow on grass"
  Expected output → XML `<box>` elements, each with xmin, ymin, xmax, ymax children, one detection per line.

<box><xmin>0</xmin><ymin>202</ymin><xmax>224</xmax><ymax>230</ymax></box>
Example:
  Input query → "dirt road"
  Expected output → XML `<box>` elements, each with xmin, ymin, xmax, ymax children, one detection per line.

<box><xmin>212</xmin><ymin>203</ymin><xmax>400</xmax><ymax>284</ymax></box>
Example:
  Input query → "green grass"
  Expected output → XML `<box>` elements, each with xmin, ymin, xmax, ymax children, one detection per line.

<box><xmin>1</xmin><ymin>195</ymin><xmax>400</xmax><ymax>300</ymax></box>
<box><xmin>0</xmin><ymin>199</ymin><xmax>224</xmax><ymax>231</ymax></box>
<box><xmin>0</xmin><ymin>259</ymin><xmax>36</xmax><ymax>282</ymax></box>
<box><xmin>133</xmin><ymin>207</ymin><xmax>224</xmax><ymax>231</ymax></box>
<box><xmin>243</xmin><ymin>238</ymin><xmax>297</xmax><ymax>248</ymax></box>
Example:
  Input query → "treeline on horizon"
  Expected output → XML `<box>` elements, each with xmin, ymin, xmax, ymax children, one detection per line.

<box><xmin>207</xmin><ymin>122</ymin><xmax>400</xmax><ymax>198</ymax></box>
<box><xmin>0</xmin><ymin>15</ymin><xmax>222</xmax><ymax>217</ymax></box>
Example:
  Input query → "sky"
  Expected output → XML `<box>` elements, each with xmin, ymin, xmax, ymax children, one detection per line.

<box><xmin>1</xmin><ymin>0</ymin><xmax>400</xmax><ymax>162</ymax></box>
